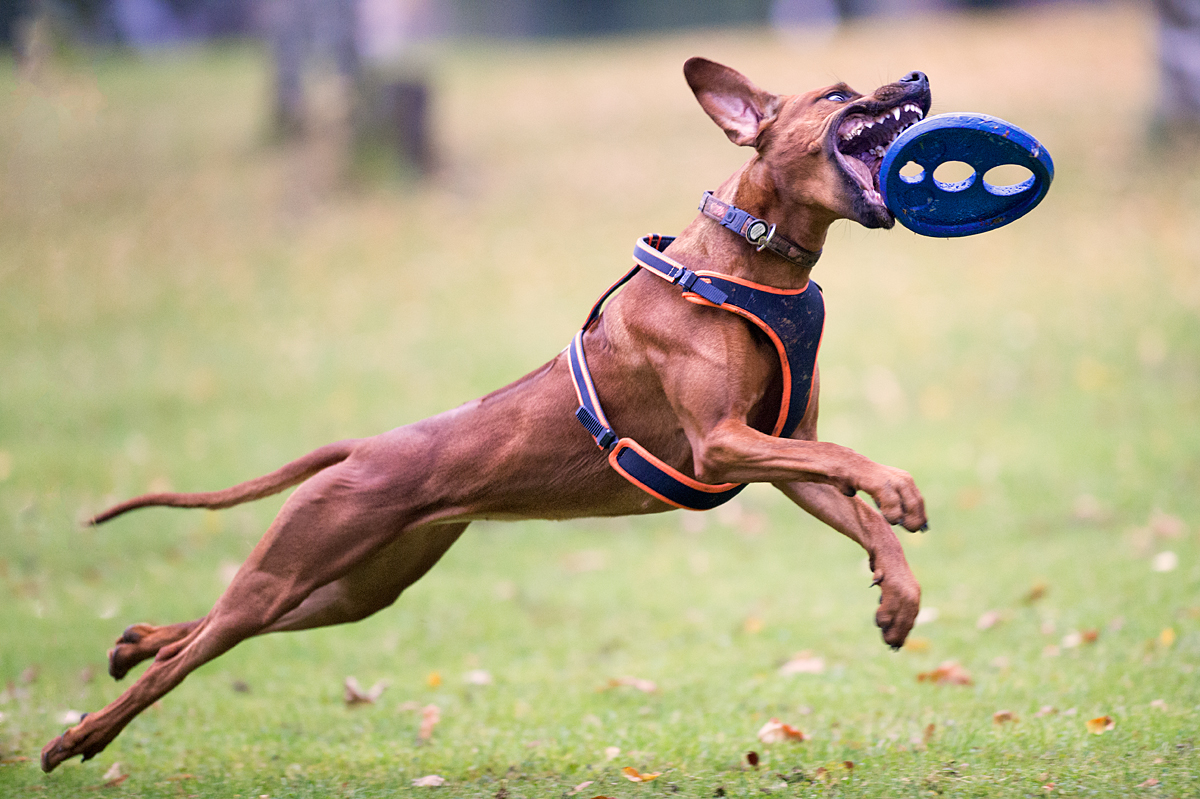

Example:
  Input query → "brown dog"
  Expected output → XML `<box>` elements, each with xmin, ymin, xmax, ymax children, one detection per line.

<box><xmin>42</xmin><ymin>58</ymin><xmax>931</xmax><ymax>772</ymax></box>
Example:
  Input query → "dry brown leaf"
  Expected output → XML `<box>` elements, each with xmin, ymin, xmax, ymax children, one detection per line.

<box><xmin>916</xmin><ymin>661</ymin><xmax>973</xmax><ymax>686</ymax></box>
<box><xmin>923</xmin><ymin>723</ymin><xmax>936</xmax><ymax>744</ymax></box>
<box><xmin>757</xmin><ymin>718</ymin><xmax>808</xmax><ymax>743</ymax></box>
<box><xmin>1138</xmin><ymin>777</ymin><xmax>1160</xmax><ymax>788</ymax></box>
<box><xmin>1149</xmin><ymin>510</ymin><xmax>1186</xmax><ymax>538</ymax></box>
<box><xmin>621</xmin><ymin>766</ymin><xmax>661</xmax><ymax>783</ymax></box>
<box><xmin>993</xmin><ymin>710</ymin><xmax>1018</xmax><ymax>724</ymax></box>
<box><xmin>566</xmin><ymin>780</ymin><xmax>594</xmax><ymax>795</ymax></box>
<box><xmin>778</xmin><ymin>651</ymin><xmax>825</xmax><ymax>675</ymax></box>
<box><xmin>1024</xmin><ymin>582</ymin><xmax>1048</xmax><ymax>603</ymax></box>
<box><xmin>343</xmin><ymin>677</ymin><xmax>389</xmax><ymax>705</ymax></box>
<box><xmin>745</xmin><ymin>751</ymin><xmax>759</xmax><ymax>767</ymax></box>
<box><xmin>1086</xmin><ymin>715</ymin><xmax>1115</xmax><ymax>734</ymax></box>
<box><xmin>411</xmin><ymin>774</ymin><xmax>446</xmax><ymax>787</ymax></box>
<box><xmin>418</xmin><ymin>704</ymin><xmax>441</xmax><ymax>740</ymax></box>
<box><xmin>976</xmin><ymin>610</ymin><xmax>1002</xmax><ymax>630</ymax></box>
<box><xmin>603</xmin><ymin>677</ymin><xmax>657</xmax><ymax>693</ymax></box>
<box><xmin>1081</xmin><ymin>628</ymin><xmax>1099</xmax><ymax>644</ymax></box>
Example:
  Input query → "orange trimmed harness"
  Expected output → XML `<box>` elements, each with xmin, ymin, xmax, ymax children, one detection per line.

<box><xmin>568</xmin><ymin>229</ymin><xmax>825</xmax><ymax>511</ymax></box>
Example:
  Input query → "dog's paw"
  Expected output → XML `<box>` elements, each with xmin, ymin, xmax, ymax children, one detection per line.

<box><xmin>862</xmin><ymin>465</ymin><xmax>927</xmax><ymax>532</ymax></box>
<box><xmin>873</xmin><ymin>573</ymin><xmax>920</xmax><ymax>649</ymax></box>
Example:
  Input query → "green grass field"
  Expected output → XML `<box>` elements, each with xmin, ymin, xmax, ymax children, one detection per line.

<box><xmin>3</xmin><ymin>3</ymin><xmax>1200</xmax><ymax>796</ymax></box>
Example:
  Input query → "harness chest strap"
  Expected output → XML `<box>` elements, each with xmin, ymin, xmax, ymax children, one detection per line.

<box><xmin>569</xmin><ymin>232</ymin><xmax>825</xmax><ymax>511</ymax></box>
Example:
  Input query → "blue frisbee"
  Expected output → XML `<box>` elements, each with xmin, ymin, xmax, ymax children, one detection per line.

<box><xmin>879</xmin><ymin>112</ymin><xmax>1054</xmax><ymax>237</ymax></box>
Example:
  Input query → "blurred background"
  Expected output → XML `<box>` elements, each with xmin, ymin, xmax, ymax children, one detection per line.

<box><xmin>2</xmin><ymin>0</ymin><xmax>1200</xmax><ymax>788</ymax></box>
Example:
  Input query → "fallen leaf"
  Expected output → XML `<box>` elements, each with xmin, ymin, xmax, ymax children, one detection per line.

<box><xmin>843</xmin><ymin>760</ymin><xmax>855</xmax><ymax>770</ymax></box>
<box><xmin>757</xmin><ymin>718</ymin><xmax>808</xmax><ymax>743</ymax></box>
<box><xmin>914</xmin><ymin>607</ymin><xmax>939</xmax><ymax>625</ymax></box>
<box><xmin>1035</xmin><ymin>705</ymin><xmax>1058</xmax><ymax>718</ymax></box>
<box><xmin>1086</xmin><ymin>715</ymin><xmax>1115</xmax><ymax>734</ymax></box>
<box><xmin>604</xmin><ymin>746</ymin><xmax>620</xmax><ymax>761</ymax></box>
<box><xmin>778</xmin><ymin>651</ymin><xmax>825</xmax><ymax>675</ymax></box>
<box><xmin>813</xmin><ymin>766</ymin><xmax>829</xmax><ymax>782</ymax></box>
<box><xmin>19</xmin><ymin>666</ymin><xmax>38</xmax><ymax>684</ymax></box>
<box><xmin>464</xmin><ymin>669</ymin><xmax>493</xmax><ymax>686</ymax></box>
<box><xmin>904</xmin><ymin>636</ymin><xmax>931</xmax><ymax>652</ymax></box>
<box><xmin>1159</xmin><ymin>628</ymin><xmax>1176</xmax><ymax>647</ymax></box>
<box><xmin>418</xmin><ymin>704</ymin><xmax>440</xmax><ymax>740</ymax></box>
<box><xmin>621</xmin><ymin>766</ymin><xmax>661</xmax><ymax>782</ymax></box>
<box><xmin>603</xmin><ymin>676</ymin><xmax>657</xmax><ymax>693</ymax></box>
<box><xmin>1152</xmin><ymin>551</ymin><xmax>1178</xmax><ymax>573</ymax></box>
<box><xmin>1042</xmin><ymin>782</ymin><xmax>1056</xmax><ymax>793</ymax></box>
<box><xmin>993</xmin><ymin>710</ymin><xmax>1018</xmax><ymax>724</ymax></box>
<box><xmin>916</xmin><ymin>661</ymin><xmax>973</xmax><ymax>686</ymax></box>
<box><xmin>745</xmin><ymin>751</ymin><xmax>759</xmax><ymax>767</ymax></box>
<box><xmin>93</xmin><ymin>762</ymin><xmax>128</xmax><ymax>789</ymax></box>
<box><xmin>1149</xmin><ymin>510</ymin><xmax>1186</xmax><ymax>538</ymax></box>
<box><xmin>567</xmin><ymin>780</ymin><xmax>594</xmax><ymax>795</ymax></box>
<box><xmin>976</xmin><ymin>610</ymin><xmax>1002</xmax><ymax>630</ymax></box>
<box><xmin>411</xmin><ymin>774</ymin><xmax>445</xmax><ymax>787</ymax></box>
<box><xmin>1139</xmin><ymin>778</ymin><xmax>1159</xmax><ymax>788</ymax></box>
<box><xmin>426</xmin><ymin>671</ymin><xmax>442</xmax><ymax>688</ymax></box>
<box><xmin>923</xmin><ymin>723</ymin><xmax>936</xmax><ymax>744</ymax></box>
<box><xmin>1081</xmin><ymin>628</ymin><xmax>1099</xmax><ymax>644</ymax></box>
<box><xmin>344</xmin><ymin>677</ymin><xmax>389</xmax><ymax>706</ymax></box>
<box><xmin>1024</xmin><ymin>582</ymin><xmax>1048</xmax><ymax>603</ymax></box>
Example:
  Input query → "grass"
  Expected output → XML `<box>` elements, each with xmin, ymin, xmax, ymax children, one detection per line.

<box><xmin>2</xmin><ymin>3</ymin><xmax>1200</xmax><ymax>796</ymax></box>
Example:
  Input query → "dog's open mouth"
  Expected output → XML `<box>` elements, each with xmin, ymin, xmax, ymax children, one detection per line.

<box><xmin>835</xmin><ymin>102</ymin><xmax>925</xmax><ymax>208</ymax></box>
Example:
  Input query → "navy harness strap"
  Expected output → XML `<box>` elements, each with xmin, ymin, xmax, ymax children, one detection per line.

<box><xmin>569</xmin><ymin>232</ymin><xmax>824</xmax><ymax>511</ymax></box>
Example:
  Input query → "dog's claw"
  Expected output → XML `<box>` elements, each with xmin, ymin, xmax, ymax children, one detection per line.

<box><xmin>919</xmin><ymin>522</ymin><xmax>929</xmax><ymax>532</ymax></box>
<box><xmin>870</xmin><ymin>576</ymin><xmax>883</xmax><ymax>587</ymax></box>
<box><xmin>890</xmin><ymin>644</ymin><xmax>901</xmax><ymax>652</ymax></box>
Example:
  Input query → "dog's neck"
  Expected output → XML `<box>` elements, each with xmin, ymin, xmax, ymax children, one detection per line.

<box><xmin>671</xmin><ymin>160</ymin><xmax>835</xmax><ymax>291</ymax></box>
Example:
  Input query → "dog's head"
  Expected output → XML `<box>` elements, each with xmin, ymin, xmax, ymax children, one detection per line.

<box><xmin>685</xmin><ymin>58</ymin><xmax>931</xmax><ymax>231</ymax></box>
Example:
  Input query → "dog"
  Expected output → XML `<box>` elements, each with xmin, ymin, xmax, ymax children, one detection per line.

<box><xmin>42</xmin><ymin>58</ymin><xmax>931</xmax><ymax>772</ymax></box>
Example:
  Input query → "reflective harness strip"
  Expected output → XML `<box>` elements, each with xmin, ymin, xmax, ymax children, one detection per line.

<box><xmin>568</xmin><ymin>231</ymin><xmax>824</xmax><ymax>511</ymax></box>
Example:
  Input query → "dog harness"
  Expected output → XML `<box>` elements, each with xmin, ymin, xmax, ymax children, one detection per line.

<box><xmin>568</xmin><ymin>198</ymin><xmax>825</xmax><ymax>511</ymax></box>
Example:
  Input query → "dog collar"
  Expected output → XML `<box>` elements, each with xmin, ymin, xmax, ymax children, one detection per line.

<box><xmin>699</xmin><ymin>191</ymin><xmax>822</xmax><ymax>269</ymax></box>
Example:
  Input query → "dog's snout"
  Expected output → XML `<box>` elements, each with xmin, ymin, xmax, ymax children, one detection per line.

<box><xmin>900</xmin><ymin>70</ymin><xmax>928</xmax><ymax>86</ymax></box>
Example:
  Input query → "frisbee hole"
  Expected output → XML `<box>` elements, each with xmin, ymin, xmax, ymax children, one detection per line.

<box><xmin>984</xmin><ymin>164</ymin><xmax>1035</xmax><ymax>196</ymax></box>
<box><xmin>898</xmin><ymin>161</ymin><xmax>925</xmax><ymax>184</ymax></box>
<box><xmin>932</xmin><ymin>161</ymin><xmax>976</xmax><ymax>192</ymax></box>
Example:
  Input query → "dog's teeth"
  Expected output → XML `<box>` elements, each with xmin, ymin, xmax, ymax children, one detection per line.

<box><xmin>893</xmin><ymin>107</ymin><xmax>902</xmax><ymax>121</ymax></box>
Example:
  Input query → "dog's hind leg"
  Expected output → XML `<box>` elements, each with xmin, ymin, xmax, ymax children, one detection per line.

<box><xmin>43</xmin><ymin>440</ymin><xmax>471</xmax><ymax>772</ymax></box>
<box><xmin>104</xmin><ymin>522</ymin><xmax>466</xmax><ymax>680</ymax></box>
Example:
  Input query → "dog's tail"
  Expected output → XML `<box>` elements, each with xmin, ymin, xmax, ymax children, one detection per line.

<box><xmin>87</xmin><ymin>439</ymin><xmax>362</xmax><ymax>526</ymax></box>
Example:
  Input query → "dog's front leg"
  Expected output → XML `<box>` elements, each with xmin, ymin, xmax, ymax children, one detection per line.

<box><xmin>691</xmin><ymin>420</ymin><xmax>928</xmax><ymax>532</ymax></box>
<box><xmin>776</xmin><ymin>481</ymin><xmax>920</xmax><ymax>648</ymax></box>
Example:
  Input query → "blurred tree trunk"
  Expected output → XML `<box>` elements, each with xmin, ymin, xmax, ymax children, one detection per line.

<box><xmin>267</xmin><ymin>0</ymin><xmax>308</xmax><ymax>136</ymax></box>
<box><xmin>1155</xmin><ymin>0</ymin><xmax>1200</xmax><ymax>134</ymax></box>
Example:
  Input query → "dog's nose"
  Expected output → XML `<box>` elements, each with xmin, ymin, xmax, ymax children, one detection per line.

<box><xmin>900</xmin><ymin>71</ymin><xmax>928</xmax><ymax>86</ymax></box>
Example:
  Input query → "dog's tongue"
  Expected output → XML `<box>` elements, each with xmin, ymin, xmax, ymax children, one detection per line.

<box><xmin>843</xmin><ymin>155</ymin><xmax>873</xmax><ymax>190</ymax></box>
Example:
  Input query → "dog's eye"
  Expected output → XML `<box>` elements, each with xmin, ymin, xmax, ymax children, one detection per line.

<box><xmin>824</xmin><ymin>91</ymin><xmax>850</xmax><ymax>103</ymax></box>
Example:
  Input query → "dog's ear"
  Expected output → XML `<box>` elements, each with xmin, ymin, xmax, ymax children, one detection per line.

<box><xmin>684</xmin><ymin>57</ymin><xmax>781</xmax><ymax>147</ymax></box>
